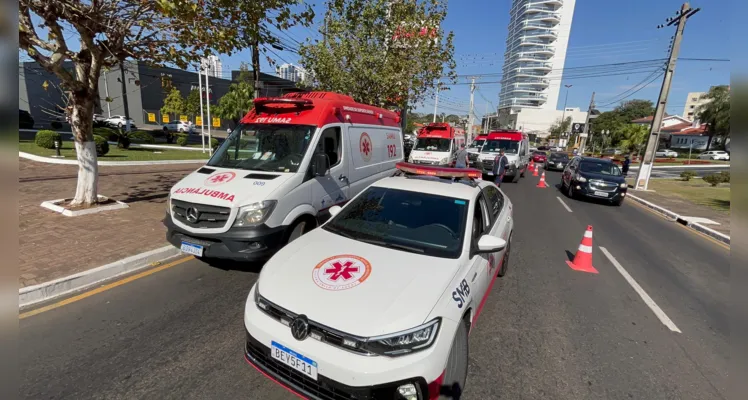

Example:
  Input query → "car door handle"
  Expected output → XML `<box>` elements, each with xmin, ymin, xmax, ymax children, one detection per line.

<box><xmin>338</xmin><ymin>174</ymin><xmax>348</xmax><ymax>182</ymax></box>
<box><xmin>471</xmin><ymin>272</ymin><xmax>478</xmax><ymax>282</ymax></box>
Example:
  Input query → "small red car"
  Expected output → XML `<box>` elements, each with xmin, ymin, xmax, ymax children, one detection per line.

<box><xmin>532</xmin><ymin>151</ymin><xmax>547</xmax><ymax>163</ymax></box>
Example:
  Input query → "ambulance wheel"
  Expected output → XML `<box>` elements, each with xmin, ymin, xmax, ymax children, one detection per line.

<box><xmin>440</xmin><ymin>319</ymin><xmax>469</xmax><ymax>400</ymax></box>
<box><xmin>285</xmin><ymin>216</ymin><xmax>315</xmax><ymax>245</ymax></box>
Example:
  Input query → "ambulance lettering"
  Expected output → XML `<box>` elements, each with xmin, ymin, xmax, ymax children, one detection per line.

<box><xmin>174</xmin><ymin>187</ymin><xmax>235</xmax><ymax>202</ymax></box>
<box><xmin>255</xmin><ymin>116</ymin><xmax>292</xmax><ymax>124</ymax></box>
<box><xmin>451</xmin><ymin>279</ymin><xmax>471</xmax><ymax>308</ymax></box>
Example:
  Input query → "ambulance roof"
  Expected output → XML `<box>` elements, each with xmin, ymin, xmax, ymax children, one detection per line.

<box><xmin>418</xmin><ymin>122</ymin><xmax>456</xmax><ymax>139</ymax></box>
<box><xmin>486</xmin><ymin>130</ymin><xmax>526</xmax><ymax>141</ymax></box>
<box><xmin>239</xmin><ymin>92</ymin><xmax>400</xmax><ymax>128</ymax></box>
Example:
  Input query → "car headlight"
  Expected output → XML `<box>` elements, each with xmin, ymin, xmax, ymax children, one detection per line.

<box><xmin>233</xmin><ymin>200</ymin><xmax>277</xmax><ymax>227</ymax></box>
<box><xmin>440</xmin><ymin>157</ymin><xmax>449</xmax><ymax>164</ymax></box>
<box><xmin>576</xmin><ymin>174</ymin><xmax>587</xmax><ymax>182</ymax></box>
<box><xmin>620</xmin><ymin>182</ymin><xmax>628</xmax><ymax>188</ymax></box>
<box><xmin>362</xmin><ymin>318</ymin><xmax>441</xmax><ymax>356</ymax></box>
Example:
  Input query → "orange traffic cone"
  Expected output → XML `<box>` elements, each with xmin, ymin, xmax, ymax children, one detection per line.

<box><xmin>533</xmin><ymin>163</ymin><xmax>539</xmax><ymax>176</ymax></box>
<box><xmin>566</xmin><ymin>225</ymin><xmax>598</xmax><ymax>274</ymax></box>
<box><xmin>536</xmin><ymin>171</ymin><xmax>548</xmax><ymax>188</ymax></box>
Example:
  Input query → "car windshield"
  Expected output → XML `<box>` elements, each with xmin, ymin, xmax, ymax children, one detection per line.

<box><xmin>207</xmin><ymin>123</ymin><xmax>316</xmax><ymax>173</ymax></box>
<box><xmin>482</xmin><ymin>139</ymin><xmax>519</xmax><ymax>154</ymax></box>
<box><xmin>323</xmin><ymin>186</ymin><xmax>469</xmax><ymax>259</ymax></box>
<box><xmin>533</xmin><ymin>151</ymin><xmax>546</xmax><ymax>156</ymax></box>
<box><xmin>469</xmin><ymin>139</ymin><xmax>485</xmax><ymax>148</ymax></box>
<box><xmin>580</xmin><ymin>161</ymin><xmax>622</xmax><ymax>176</ymax></box>
<box><xmin>414</xmin><ymin>138</ymin><xmax>451</xmax><ymax>152</ymax></box>
<box><xmin>549</xmin><ymin>153</ymin><xmax>568</xmax><ymax>160</ymax></box>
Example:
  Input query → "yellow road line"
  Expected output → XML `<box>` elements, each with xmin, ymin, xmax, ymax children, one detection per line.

<box><xmin>627</xmin><ymin>200</ymin><xmax>730</xmax><ymax>251</ymax></box>
<box><xmin>20</xmin><ymin>256</ymin><xmax>194</xmax><ymax>320</ymax></box>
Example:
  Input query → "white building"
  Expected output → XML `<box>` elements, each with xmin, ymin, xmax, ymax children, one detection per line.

<box><xmin>497</xmin><ymin>0</ymin><xmax>578</xmax><ymax>133</ymax></box>
<box><xmin>202</xmin><ymin>55</ymin><xmax>223</xmax><ymax>79</ymax></box>
<box><xmin>682</xmin><ymin>91</ymin><xmax>709</xmax><ymax>121</ymax></box>
<box><xmin>276</xmin><ymin>63</ymin><xmax>307</xmax><ymax>84</ymax></box>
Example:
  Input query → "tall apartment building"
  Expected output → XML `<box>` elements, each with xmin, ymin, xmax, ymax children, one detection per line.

<box><xmin>682</xmin><ymin>91</ymin><xmax>708</xmax><ymax>120</ymax></box>
<box><xmin>497</xmin><ymin>0</ymin><xmax>579</xmax><ymax>134</ymax></box>
<box><xmin>202</xmin><ymin>55</ymin><xmax>223</xmax><ymax>79</ymax></box>
<box><xmin>276</xmin><ymin>63</ymin><xmax>307</xmax><ymax>84</ymax></box>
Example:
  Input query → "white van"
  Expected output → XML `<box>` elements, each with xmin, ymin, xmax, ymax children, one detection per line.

<box><xmin>476</xmin><ymin>130</ymin><xmax>531</xmax><ymax>182</ymax></box>
<box><xmin>164</xmin><ymin>92</ymin><xmax>404</xmax><ymax>261</ymax></box>
<box><xmin>408</xmin><ymin>123</ymin><xmax>466</xmax><ymax>166</ymax></box>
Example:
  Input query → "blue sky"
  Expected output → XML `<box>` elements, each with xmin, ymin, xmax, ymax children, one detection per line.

<box><xmin>222</xmin><ymin>0</ymin><xmax>730</xmax><ymax>120</ymax></box>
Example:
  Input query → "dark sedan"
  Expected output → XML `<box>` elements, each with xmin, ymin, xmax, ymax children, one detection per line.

<box><xmin>531</xmin><ymin>151</ymin><xmax>547</xmax><ymax>163</ymax></box>
<box><xmin>545</xmin><ymin>152</ymin><xmax>569</xmax><ymax>171</ymax></box>
<box><xmin>561</xmin><ymin>157</ymin><xmax>627</xmax><ymax>206</ymax></box>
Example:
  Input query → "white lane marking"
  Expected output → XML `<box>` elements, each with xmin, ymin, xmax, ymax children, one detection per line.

<box><xmin>556</xmin><ymin>196</ymin><xmax>573</xmax><ymax>212</ymax></box>
<box><xmin>599</xmin><ymin>247</ymin><xmax>682</xmax><ymax>333</ymax></box>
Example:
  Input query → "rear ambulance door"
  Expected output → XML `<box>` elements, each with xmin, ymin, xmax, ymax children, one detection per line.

<box><xmin>310</xmin><ymin>125</ymin><xmax>349</xmax><ymax>215</ymax></box>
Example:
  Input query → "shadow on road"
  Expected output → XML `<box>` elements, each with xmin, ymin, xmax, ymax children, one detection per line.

<box><xmin>198</xmin><ymin>257</ymin><xmax>265</xmax><ymax>274</ymax></box>
<box><xmin>440</xmin><ymin>383</ymin><xmax>463</xmax><ymax>399</ymax></box>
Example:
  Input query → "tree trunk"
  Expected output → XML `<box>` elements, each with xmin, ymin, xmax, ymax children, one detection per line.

<box><xmin>69</xmin><ymin>90</ymin><xmax>99</xmax><ymax>206</ymax></box>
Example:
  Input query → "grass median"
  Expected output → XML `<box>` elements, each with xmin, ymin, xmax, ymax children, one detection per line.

<box><xmin>20</xmin><ymin>140</ymin><xmax>211</xmax><ymax>161</ymax></box>
<box><xmin>627</xmin><ymin>178</ymin><xmax>730</xmax><ymax>212</ymax></box>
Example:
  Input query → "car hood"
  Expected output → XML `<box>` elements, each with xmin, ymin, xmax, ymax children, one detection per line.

<box><xmin>170</xmin><ymin>167</ymin><xmax>294</xmax><ymax>207</ymax></box>
<box><xmin>257</xmin><ymin>229</ymin><xmax>459</xmax><ymax>337</ymax></box>
<box><xmin>580</xmin><ymin>171</ymin><xmax>625</xmax><ymax>183</ymax></box>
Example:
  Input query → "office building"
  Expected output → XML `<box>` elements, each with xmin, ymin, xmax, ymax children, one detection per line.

<box><xmin>682</xmin><ymin>91</ymin><xmax>708</xmax><ymax>121</ymax></box>
<box><xmin>276</xmin><ymin>63</ymin><xmax>307</xmax><ymax>84</ymax></box>
<box><xmin>202</xmin><ymin>55</ymin><xmax>223</xmax><ymax>79</ymax></box>
<box><xmin>497</xmin><ymin>0</ymin><xmax>578</xmax><ymax>133</ymax></box>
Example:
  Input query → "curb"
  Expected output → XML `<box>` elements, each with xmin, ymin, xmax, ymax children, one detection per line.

<box><xmin>629</xmin><ymin>164</ymin><xmax>730</xmax><ymax>170</ymax></box>
<box><xmin>626</xmin><ymin>192</ymin><xmax>730</xmax><ymax>245</ymax></box>
<box><xmin>19</xmin><ymin>245</ymin><xmax>184</xmax><ymax>308</ymax></box>
<box><xmin>19</xmin><ymin>151</ymin><xmax>207</xmax><ymax>166</ymax></box>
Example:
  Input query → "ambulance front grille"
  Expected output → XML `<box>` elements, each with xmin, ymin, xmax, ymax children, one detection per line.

<box><xmin>171</xmin><ymin>199</ymin><xmax>231</xmax><ymax>229</ymax></box>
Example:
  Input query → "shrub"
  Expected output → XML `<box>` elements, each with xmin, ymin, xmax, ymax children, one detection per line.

<box><xmin>34</xmin><ymin>130</ymin><xmax>61</xmax><ymax>149</ymax></box>
<box><xmin>129</xmin><ymin>130</ymin><xmax>155</xmax><ymax>144</ymax></box>
<box><xmin>680</xmin><ymin>171</ymin><xmax>697</xmax><ymax>181</ymax></box>
<box><xmin>702</xmin><ymin>174</ymin><xmax>725</xmax><ymax>187</ymax></box>
<box><xmin>93</xmin><ymin>134</ymin><xmax>110</xmax><ymax>156</ymax></box>
<box><xmin>211</xmin><ymin>137</ymin><xmax>220</xmax><ymax>150</ymax></box>
<box><xmin>93</xmin><ymin>127</ymin><xmax>118</xmax><ymax>141</ymax></box>
<box><xmin>176</xmin><ymin>134</ymin><xmax>189</xmax><ymax>147</ymax></box>
<box><xmin>117</xmin><ymin>136</ymin><xmax>131</xmax><ymax>149</ymax></box>
<box><xmin>719</xmin><ymin>171</ymin><xmax>730</xmax><ymax>183</ymax></box>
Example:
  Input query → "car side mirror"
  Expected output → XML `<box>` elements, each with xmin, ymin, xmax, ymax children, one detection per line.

<box><xmin>311</xmin><ymin>153</ymin><xmax>330</xmax><ymax>177</ymax></box>
<box><xmin>476</xmin><ymin>235</ymin><xmax>506</xmax><ymax>253</ymax></box>
<box><xmin>329</xmin><ymin>205</ymin><xmax>342</xmax><ymax>217</ymax></box>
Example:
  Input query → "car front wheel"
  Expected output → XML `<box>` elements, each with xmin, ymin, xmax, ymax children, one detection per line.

<box><xmin>567</xmin><ymin>181</ymin><xmax>575</xmax><ymax>199</ymax></box>
<box><xmin>440</xmin><ymin>319</ymin><xmax>469</xmax><ymax>400</ymax></box>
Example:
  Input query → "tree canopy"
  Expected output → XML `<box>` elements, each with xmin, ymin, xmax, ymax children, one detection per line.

<box><xmin>161</xmin><ymin>88</ymin><xmax>185</xmax><ymax>118</ymax></box>
<box><xmin>298</xmin><ymin>0</ymin><xmax>456</xmax><ymax>109</ymax></box>
<box><xmin>213</xmin><ymin>68</ymin><xmax>255</xmax><ymax>125</ymax></box>
<box><xmin>696</xmin><ymin>85</ymin><xmax>730</xmax><ymax>148</ymax></box>
<box><xmin>184</xmin><ymin>89</ymin><xmax>201</xmax><ymax>116</ymax></box>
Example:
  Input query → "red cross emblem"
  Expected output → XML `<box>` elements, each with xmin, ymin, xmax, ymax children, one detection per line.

<box><xmin>325</xmin><ymin>261</ymin><xmax>359</xmax><ymax>281</ymax></box>
<box><xmin>205</xmin><ymin>171</ymin><xmax>236</xmax><ymax>186</ymax></box>
<box><xmin>361</xmin><ymin>140</ymin><xmax>371</xmax><ymax>156</ymax></box>
<box><xmin>359</xmin><ymin>133</ymin><xmax>372</xmax><ymax>161</ymax></box>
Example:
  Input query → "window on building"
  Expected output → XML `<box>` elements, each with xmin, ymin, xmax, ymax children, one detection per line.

<box><xmin>690</xmin><ymin>105</ymin><xmax>695</xmax><ymax>109</ymax></box>
<box><xmin>691</xmin><ymin>97</ymin><xmax>698</xmax><ymax>101</ymax></box>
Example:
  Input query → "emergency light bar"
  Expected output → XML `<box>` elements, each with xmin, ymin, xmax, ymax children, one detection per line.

<box><xmin>253</xmin><ymin>97</ymin><xmax>313</xmax><ymax>113</ymax></box>
<box><xmin>396</xmin><ymin>162</ymin><xmax>482</xmax><ymax>179</ymax></box>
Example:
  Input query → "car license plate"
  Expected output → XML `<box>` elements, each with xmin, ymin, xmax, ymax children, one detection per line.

<box><xmin>557</xmin><ymin>163</ymin><xmax>563</xmax><ymax>167</ymax></box>
<box><xmin>180</xmin><ymin>242</ymin><xmax>204</xmax><ymax>257</ymax></box>
<box><xmin>271</xmin><ymin>341</ymin><xmax>318</xmax><ymax>380</ymax></box>
<box><xmin>593</xmin><ymin>191</ymin><xmax>609</xmax><ymax>197</ymax></box>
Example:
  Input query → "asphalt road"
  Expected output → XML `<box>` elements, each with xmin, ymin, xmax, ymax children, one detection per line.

<box><xmin>19</xmin><ymin>170</ymin><xmax>729</xmax><ymax>400</ymax></box>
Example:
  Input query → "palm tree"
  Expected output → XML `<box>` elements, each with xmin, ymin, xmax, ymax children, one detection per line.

<box><xmin>695</xmin><ymin>85</ymin><xmax>730</xmax><ymax>150</ymax></box>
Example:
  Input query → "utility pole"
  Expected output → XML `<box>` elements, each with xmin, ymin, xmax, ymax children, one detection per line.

<box><xmin>635</xmin><ymin>2</ymin><xmax>700</xmax><ymax>190</ymax></box>
<box><xmin>205</xmin><ymin>66</ymin><xmax>213</xmax><ymax>155</ymax></box>
<box><xmin>118</xmin><ymin>61</ymin><xmax>131</xmax><ymax>132</ymax></box>
<box><xmin>251</xmin><ymin>43</ymin><xmax>261</xmax><ymax>99</ymax></box>
<box><xmin>560</xmin><ymin>84</ymin><xmax>572</xmax><ymax>147</ymax></box>
<box><xmin>468</xmin><ymin>77</ymin><xmax>476</xmax><ymax>143</ymax></box>
<box><xmin>579</xmin><ymin>91</ymin><xmax>595</xmax><ymax>154</ymax></box>
<box><xmin>198</xmin><ymin>63</ymin><xmax>206</xmax><ymax>153</ymax></box>
<box><xmin>103</xmin><ymin>70</ymin><xmax>111</xmax><ymax>118</ymax></box>
<box><xmin>433</xmin><ymin>82</ymin><xmax>440</xmax><ymax>123</ymax></box>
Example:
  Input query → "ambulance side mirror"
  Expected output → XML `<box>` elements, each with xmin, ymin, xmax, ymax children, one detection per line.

<box><xmin>312</xmin><ymin>153</ymin><xmax>330</xmax><ymax>177</ymax></box>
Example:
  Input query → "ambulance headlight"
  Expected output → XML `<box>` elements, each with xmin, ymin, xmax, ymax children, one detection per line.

<box><xmin>362</xmin><ymin>318</ymin><xmax>440</xmax><ymax>356</ymax></box>
<box><xmin>440</xmin><ymin>157</ymin><xmax>449</xmax><ymax>164</ymax></box>
<box><xmin>233</xmin><ymin>200</ymin><xmax>277</xmax><ymax>227</ymax></box>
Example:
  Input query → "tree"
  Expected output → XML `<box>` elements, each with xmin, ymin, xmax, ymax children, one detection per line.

<box><xmin>617</xmin><ymin>124</ymin><xmax>649</xmax><ymax>154</ymax></box>
<box><xmin>213</xmin><ymin>66</ymin><xmax>255</xmax><ymax>126</ymax></box>
<box><xmin>549</xmin><ymin>116</ymin><xmax>572</xmax><ymax>137</ymax></box>
<box><xmin>184</xmin><ymin>89</ymin><xmax>201</xmax><ymax>117</ymax></box>
<box><xmin>161</xmin><ymin>88</ymin><xmax>185</xmax><ymax>120</ymax></box>
<box><xmin>612</xmin><ymin>99</ymin><xmax>654</xmax><ymax>122</ymax></box>
<box><xmin>19</xmin><ymin>0</ymin><xmax>313</xmax><ymax>206</ymax></box>
<box><xmin>298</xmin><ymin>0</ymin><xmax>456</xmax><ymax>111</ymax></box>
<box><xmin>696</xmin><ymin>85</ymin><xmax>730</xmax><ymax>150</ymax></box>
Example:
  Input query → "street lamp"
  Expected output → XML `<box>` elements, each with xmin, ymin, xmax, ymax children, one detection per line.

<box><xmin>560</xmin><ymin>84</ymin><xmax>572</xmax><ymax>148</ymax></box>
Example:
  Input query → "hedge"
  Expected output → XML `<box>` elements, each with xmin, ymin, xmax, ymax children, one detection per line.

<box><xmin>129</xmin><ymin>130</ymin><xmax>155</xmax><ymax>144</ymax></box>
<box><xmin>93</xmin><ymin>134</ymin><xmax>110</xmax><ymax>156</ymax></box>
<box><xmin>93</xmin><ymin>127</ymin><xmax>118</xmax><ymax>141</ymax></box>
<box><xmin>34</xmin><ymin>130</ymin><xmax>61</xmax><ymax>149</ymax></box>
<box><xmin>176</xmin><ymin>134</ymin><xmax>189</xmax><ymax>147</ymax></box>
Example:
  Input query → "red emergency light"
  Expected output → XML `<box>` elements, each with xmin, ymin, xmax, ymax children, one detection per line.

<box><xmin>396</xmin><ymin>162</ymin><xmax>482</xmax><ymax>179</ymax></box>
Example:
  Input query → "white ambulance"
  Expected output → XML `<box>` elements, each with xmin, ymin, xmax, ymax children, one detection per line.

<box><xmin>408</xmin><ymin>123</ymin><xmax>465</xmax><ymax>166</ymax></box>
<box><xmin>476</xmin><ymin>130</ymin><xmax>531</xmax><ymax>183</ymax></box>
<box><xmin>164</xmin><ymin>92</ymin><xmax>404</xmax><ymax>261</ymax></box>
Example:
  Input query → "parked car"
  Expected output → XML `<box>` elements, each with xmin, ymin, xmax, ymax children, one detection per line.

<box><xmin>545</xmin><ymin>152</ymin><xmax>570</xmax><ymax>171</ymax></box>
<box><xmin>561</xmin><ymin>156</ymin><xmax>627</xmax><ymax>206</ymax></box>
<box><xmin>602</xmin><ymin>148</ymin><xmax>623</xmax><ymax>156</ymax></box>
<box><xmin>105</xmin><ymin>115</ymin><xmax>137</xmax><ymax>129</ymax></box>
<box><xmin>697</xmin><ymin>150</ymin><xmax>730</xmax><ymax>161</ymax></box>
<box><xmin>19</xmin><ymin>109</ymin><xmax>34</xmax><ymax>129</ymax></box>
<box><xmin>531</xmin><ymin>150</ymin><xmax>547</xmax><ymax>163</ymax></box>
<box><xmin>537</xmin><ymin>145</ymin><xmax>549</xmax><ymax>151</ymax></box>
<box><xmin>163</xmin><ymin>121</ymin><xmax>195</xmax><ymax>134</ymax></box>
<box><xmin>655</xmin><ymin>149</ymin><xmax>678</xmax><ymax>158</ymax></box>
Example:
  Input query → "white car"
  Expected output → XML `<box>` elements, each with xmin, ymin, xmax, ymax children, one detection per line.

<box><xmin>104</xmin><ymin>115</ymin><xmax>136</xmax><ymax>129</ymax></box>
<box><xmin>163</xmin><ymin>121</ymin><xmax>195</xmax><ymax>134</ymax></box>
<box><xmin>655</xmin><ymin>149</ymin><xmax>678</xmax><ymax>158</ymax></box>
<box><xmin>698</xmin><ymin>150</ymin><xmax>730</xmax><ymax>161</ymax></box>
<box><xmin>244</xmin><ymin>163</ymin><xmax>513</xmax><ymax>399</ymax></box>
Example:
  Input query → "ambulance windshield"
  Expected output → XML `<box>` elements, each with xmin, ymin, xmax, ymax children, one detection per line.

<box><xmin>208</xmin><ymin>123</ymin><xmax>316</xmax><ymax>173</ymax></box>
<box><xmin>469</xmin><ymin>139</ymin><xmax>485</xmax><ymax>149</ymax></box>
<box><xmin>414</xmin><ymin>138</ymin><xmax>451</xmax><ymax>152</ymax></box>
<box><xmin>481</xmin><ymin>139</ymin><xmax>519</xmax><ymax>154</ymax></box>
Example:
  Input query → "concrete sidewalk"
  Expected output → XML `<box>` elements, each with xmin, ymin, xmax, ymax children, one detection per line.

<box><xmin>19</xmin><ymin>159</ymin><xmax>196</xmax><ymax>288</ymax></box>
